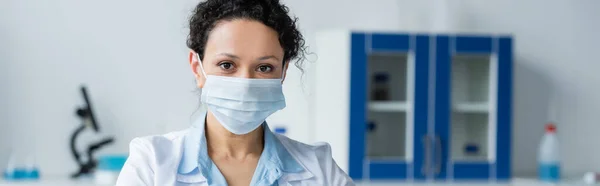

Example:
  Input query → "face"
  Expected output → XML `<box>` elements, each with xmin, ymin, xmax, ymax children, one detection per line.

<box><xmin>189</xmin><ymin>19</ymin><xmax>289</xmax><ymax>88</ymax></box>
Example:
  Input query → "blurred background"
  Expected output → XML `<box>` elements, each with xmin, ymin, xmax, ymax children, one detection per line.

<box><xmin>1</xmin><ymin>0</ymin><xmax>599</xmax><ymax>185</ymax></box>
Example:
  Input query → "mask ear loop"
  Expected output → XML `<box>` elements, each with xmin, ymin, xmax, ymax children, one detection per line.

<box><xmin>196</xmin><ymin>53</ymin><xmax>208</xmax><ymax>78</ymax></box>
<box><xmin>280</xmin><ymin>62</ymin><xmax>287</xmax><ymax>83</ymax></box>
<box><xmin>196</xmin><ymin>53</ymin><xmax>210</xmax><ymax>108</ymax></box>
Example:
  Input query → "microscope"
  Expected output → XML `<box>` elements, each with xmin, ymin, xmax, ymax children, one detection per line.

<box><xmin>70</xmin><ymin>86</ymin><xmax>115</xmax><ymax>178</ymax></box>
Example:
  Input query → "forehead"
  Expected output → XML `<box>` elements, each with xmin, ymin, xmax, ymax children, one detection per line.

<box><xmin>204</xmin><ymin>19</ymin><xmax>284</xmax><ymax>58</ymax></box>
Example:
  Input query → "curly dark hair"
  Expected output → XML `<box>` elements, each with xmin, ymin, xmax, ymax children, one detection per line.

<box><xmin>187</xmin><ymin>0</ymin><xmax>306</xmax><ymax>71</ymax></box>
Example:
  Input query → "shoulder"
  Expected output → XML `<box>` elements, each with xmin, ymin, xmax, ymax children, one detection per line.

<box><xmin>275</xmin><ymin>135</ymin><xmax>333</xmax><ymax>171</ymax></box>
<box><xmin>276</xmin><ymin>134</ymin><xmax>333</xmax><ymax>159</ymax></box>
<box><xmin>125</xmin><ymin>129</ymin><xmax>189</xmax><ymax>167</ymax></box>
<box><xmin>276</xmin><ymin>134</ymin><xmax>354</xmax><ymax>185</ymax></box>
<box><xmin>130</xmin><ymin>130</ymin><xmax>188</xmax><ymax>151</ymax></box>
<box><xmin>133</xmin><ymin>129</ymin><xmax>189</xmax><ymax>146</ymax></box>
<box><xmin>117</xmin><ymin>129</ymin><xmax>190</xmax><ymax>185</ymax></box>
<box><xmin>275</xmin><ymin>134</ymin><xmax>331</xmax><ymax>174</ymax></box>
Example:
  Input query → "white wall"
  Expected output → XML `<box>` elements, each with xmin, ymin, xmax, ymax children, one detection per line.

<box><xmin>0</xmin><ymin>0</ymin><xmax>202</xmax><ymax>175</ymax></box>
<box><xmin>1</xmin><ymin>0</ymin><xmax>599</xmax><ymax>178</ymax></box>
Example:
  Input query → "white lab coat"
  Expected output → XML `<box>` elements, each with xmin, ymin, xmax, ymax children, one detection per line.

<box><xmin>116</xmin><ymin>129</ymin><xmax>355</xmax><ymax>186</ymax></box>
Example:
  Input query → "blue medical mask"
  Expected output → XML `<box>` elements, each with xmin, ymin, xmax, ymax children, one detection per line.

<box><xmin>197</xmin><ymin>54</ymin><xmax>286</xmax><ymax>135</ymax></box>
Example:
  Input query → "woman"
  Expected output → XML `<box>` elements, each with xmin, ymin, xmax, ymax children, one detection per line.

<box><xmin>116</xmin><ymin>0</ymin><xmax>353</xmax><ymax>185</ymax></box>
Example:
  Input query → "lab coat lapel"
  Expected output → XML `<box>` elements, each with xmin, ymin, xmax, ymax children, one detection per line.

<box><xmin>278</xmin><ymin>170</ymin><xmax>314</xmax><ymax>183</ymax></box>
<box><xmin>175</xmin><ymin>114</ymin><xmax>209</xmax><ymax>185</ymax></box>
<box><xmin>176</xmin><ymin>169</ymin><xmax>207</xmax><ymax>184</ymax></box>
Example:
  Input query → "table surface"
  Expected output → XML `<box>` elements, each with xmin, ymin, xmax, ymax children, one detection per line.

<box><xmin>0</xmin><ymin>177</ymin><xmax>596</xmax><ymax>186</ymax></box>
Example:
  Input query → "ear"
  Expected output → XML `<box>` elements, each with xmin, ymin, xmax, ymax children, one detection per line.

<box><xmin>281</xmin><ymin>61</ymin><xmax>290</xmax><ymax>84</ymax></box>
<box><xmin>189</xmin><ymin>50</ymin><xmax>206</xmax><ymax>88</ymax></box>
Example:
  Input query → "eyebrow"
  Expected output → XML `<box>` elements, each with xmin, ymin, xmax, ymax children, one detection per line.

<box><xmin>216</xmin><ymin>53</ymin><xmax>279</xmax><ymax>61</ymax></box>
<box><xmin>258</xmin><ymin>55</ymin><xmax>280</xmax><ymax>61</ymax></box>
<box><xmin>217</xmin><ymin>53</ymin><xmax>240</xmax><ymax>59</ymax></box>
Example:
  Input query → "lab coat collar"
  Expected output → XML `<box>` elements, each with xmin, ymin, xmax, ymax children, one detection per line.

<box><xmin>252</xmin><ymin>123</ymin><xmax>305</xmax><ymax>185</ymax></box>
<box><xmin>177</xmin><ymin>112</ymin><xmax>305</xmax><ymax>180</ymax></box>
<box><xmin>177</xmin><ymin>112</ymin><xmax>208</xmax><ymax>174</ymax></box>
<box><xmin>262</xmin><ymin>123</ymin><xmax>304</xmax><ymax>173</ymax></box>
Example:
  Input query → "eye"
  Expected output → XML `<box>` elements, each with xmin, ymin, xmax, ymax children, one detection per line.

<box><xmin>218</xmin><ymin>62</ymin><xmax>234</xmax><ymax>70</ymax></box>
<box><xmin>256</xmin><ymin>65</ymin><xmax>273</xmax><ymax>73</ymax></box>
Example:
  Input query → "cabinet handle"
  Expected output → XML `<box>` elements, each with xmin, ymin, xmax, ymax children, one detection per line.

<box><xmin>421</xmin><ymin>135</ymin><xmax>431</xmax><ymax>176</ymax></box>
<box><xmin>434</xmin><ymin>135</ymin><xmax>442</xmax><ymax>175</ymax></box>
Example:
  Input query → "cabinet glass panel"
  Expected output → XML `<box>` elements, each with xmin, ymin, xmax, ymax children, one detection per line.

<box><xmin>366</xmin><ymin>53</ymin><xmax>411</xmax><ymax>160</ymax></box>
<box><xmin>451</xmin><ymin>112</ymin><xmax>489</xmax><ymax>161</ymax></box>
<box><xmin>450</xmin><ymin>54</ymin><xmax>492</xmax><ymax>161</ymax></box>
<box><xmin>367</xmin><ymin>112</ymin><xmax>407</xmax><ymax>158</ymax></box>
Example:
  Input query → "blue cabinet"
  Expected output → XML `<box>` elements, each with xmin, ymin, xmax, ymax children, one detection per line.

<box><xmin>313</xmin><ymin>31</ymin><xmax>512</xmax><ymax>182</ymax></box>
<box><xmin>434</xmin><ymin>35</ymin><xmax>512</xmax><ymax>180</ymax></box>
<box><xmin>348</xmin><ymin>33</ymin><xmax>431</xmax><ymax>180</ymax></box>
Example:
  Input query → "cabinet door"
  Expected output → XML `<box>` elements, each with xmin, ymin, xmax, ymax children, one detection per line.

<box><xmin>348</xmin><ymin>33</ymin><xmax>430</xmax><ymax>180</ymax></box>
<box><xmin>434</xmin><ymin>35</ymin><xmax>512</xmax><ymax>180</ymax></box>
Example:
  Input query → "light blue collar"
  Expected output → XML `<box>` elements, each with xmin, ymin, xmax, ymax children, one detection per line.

<box><xmin>177</xmin><ymin>113</ymin><xmax>304</xmax><ymax>183</ymax></box>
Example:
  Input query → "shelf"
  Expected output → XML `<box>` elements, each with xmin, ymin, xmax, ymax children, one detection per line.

<box><xmin>355</xmin><ymin>178</ymin><xmax>584</xmax><ymax>186</ymax></box>
<box><xmin>452</xmin><ymin>156</ymin><xmax>489</xmax><ymax>162</ymax></box>
<box><xmin>0</xmin><ymin>176</ymin><xmax>99</xmax><ymax>186</ymax></box>
<box><xmin>453</xmin><ymin>102</ymin><xmax>489</xmax><ymax>113</ymax></box>
<box><xmin>369</xmin><ymin>101</ymin><xmax>409</xmax><ymax>112</ymax></box>
<box><xmin>367</xmin><ymin>156</ymin><xmax>406</xmax><ymax>162</ymax></box>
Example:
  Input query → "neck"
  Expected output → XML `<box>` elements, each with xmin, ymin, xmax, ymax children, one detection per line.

<box><xmin>205</xmin><ymin>111</ymin><xmax>264</xmax><ymax>160</ymax></box>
